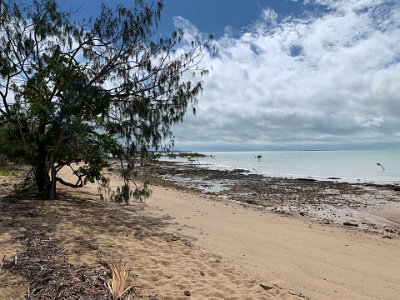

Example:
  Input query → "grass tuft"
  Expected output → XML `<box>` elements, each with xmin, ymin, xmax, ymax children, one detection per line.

<box><xmin>0</xmin><ymin>169</ymin><xmax>19</xmax><ymax>177</ymax></box>
<box><xmin>104</xmin><ymin>260</ymin><xmax>132</xmax><ymax>300</ymax></box>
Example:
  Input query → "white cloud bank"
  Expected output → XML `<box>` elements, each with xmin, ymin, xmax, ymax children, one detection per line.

<box><xmin>172</xmin><ymin>0</ymin><xmax>400</xmax><ymax>150</ymax></box>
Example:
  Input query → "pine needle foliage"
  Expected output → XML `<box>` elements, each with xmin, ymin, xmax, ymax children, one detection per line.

<box><xmin>0</xmin><ymin>0</ymin><xmax>212</xmax><ymax>200</ymax></box>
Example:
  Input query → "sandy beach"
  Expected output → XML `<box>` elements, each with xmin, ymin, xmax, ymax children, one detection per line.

<box><xmin>146</xmin><ymin>184</ymin><xmax>400</xmax><ymax>299</ymax></box>
<box><xmin>1</xmin><ymin>165</ymin><xmax>400</xmax><ymax>299</ymax></box>
<box><xmin>148</xmin><ymin>161</ymin><xmax>400</xmax><ymax>237</ymax></box>
<box><xmin>1</xmin><ymin>0</ymin><xmax>399</xmax><ymax>299</ymax></box>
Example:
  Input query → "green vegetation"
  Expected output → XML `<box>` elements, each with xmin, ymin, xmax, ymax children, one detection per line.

<box><xmin>0</xmin><ymin>169</ymin><xmax>18</xmax><ymax>177</ymax></box>
<box><xmin>0</xmin><ymin>154</ymin><xmax>19</xmax><ymax>176</ymax></box>
<box><xmin>0</xmin><ymin>154</ymin><xmax>7</xmax><ymax>169</ymax></box>
<box><xmin>0</xmin><ymin>216</ymin><xmax>17</xmax><ymax>226</ymax></box>
<box><xmin>0</xmin><ymin>0</ymin><xmax>212</xmax><ymax>200</ymax></box>
<box><xmin>164</xmin><ymin>152</ymin><xmax>209</xmax><ymax>159</ymax></box>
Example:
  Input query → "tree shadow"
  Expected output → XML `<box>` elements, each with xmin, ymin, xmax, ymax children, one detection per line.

<box><xmin>0</xmin><ymin>183</ymin><xmax>195</xmax><ymax>266</ymax></box>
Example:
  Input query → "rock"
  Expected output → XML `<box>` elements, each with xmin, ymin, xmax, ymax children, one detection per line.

<box><xmin>233</xmin><ymin>168</ymin><xmax>248</xmax><ymax>173</ymax></box>
<box><xmin>260</xmin><ymin>283</ymin><xmax>274</xmax><ymax>290</ymax></box>
<box><xmin>200</xmin><ymin>271</ymin><xmax>205</xmax><ymax>276</ymax></box>
<box><xmin>343</xmin><ymin>221</ymin><xmax>358</xmax><ymax>227</ymax></box>
<box><xmin>171</xmin><ymin>235</ymin><xmax>180</xmax><ymax>241</ymax></box>
<box><xmin>184</xmin><ymin>290</ymin><xmax>191</xmax><ymax>296</ymax></box>
<box><xmin>298</xmin><ymin>178</ymin><xmax>317</xmax><ymax>182</ymax></box>
<box><xmin>384</xmin><ymin>227</ymin><xmax>395</xmax><ymax>233</ymax></box>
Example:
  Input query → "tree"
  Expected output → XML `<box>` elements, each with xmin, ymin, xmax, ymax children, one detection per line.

<box><xmin>0</xmin><ymin>0</ymin><xmax>211</xmax><ymax>200</ymax></box>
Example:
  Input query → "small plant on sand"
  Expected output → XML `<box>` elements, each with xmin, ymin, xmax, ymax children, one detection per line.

<box><xmin>0</xmin><ymin>153</ymin><xmax>20</xmax><ymax>177</ymax></box>
<box><xmin>104</xmin><ymin>260</ymin><xmax>133</xmax><ymax>300</ymax></box>
<box><xmin>13</xmin><ymin>170</ymin><xmax>36</xmax><ymax>194</ymax></box>
<box><xmin>1</xmin><ymin>216</ymin><xmax>17</xmax><ymax>226</ymax></box>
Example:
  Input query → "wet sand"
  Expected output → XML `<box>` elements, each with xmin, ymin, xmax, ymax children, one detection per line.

<box><xmin>147</xmin><ymin>161</ymin><xmax>400</xmax><ymax>237</ymax></box>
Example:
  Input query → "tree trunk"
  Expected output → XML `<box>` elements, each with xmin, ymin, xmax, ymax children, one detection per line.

<box><xmin>49</xmin><ymin>164</ymin><xmax>57</xmax><ymax>200</ymax></box>
<box><xmin>35</xmin><ymin>142</ymin><xmax>50</xmax><ymax>195</ymax></box>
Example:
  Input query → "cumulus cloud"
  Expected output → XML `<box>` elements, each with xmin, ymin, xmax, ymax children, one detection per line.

<box><xmin>171</xmin><ymin>0</ymin><xmax>400</xmax><ymax>150</ymax></box>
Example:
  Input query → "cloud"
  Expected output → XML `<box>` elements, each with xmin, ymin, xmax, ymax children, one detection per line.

<box><xmin>171</xmin><ymin>0</ymin><xmax>400</xmax><ymax>150</ymax></box>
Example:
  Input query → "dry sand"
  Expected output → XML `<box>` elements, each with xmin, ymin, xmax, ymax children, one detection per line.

<box><xmin>1</xmin><ymin>168</ymin><xmax>400</xmax><ymax>299</ymax></box>
<box><xmin>0</xmin><ymin>171</ymin><xmax>296</xmax><ymax>299</ymax></box>
<box><xmin>146</xmin><ymin>185</ymin><xmax>400</xmax><ymax>300</ymax></box>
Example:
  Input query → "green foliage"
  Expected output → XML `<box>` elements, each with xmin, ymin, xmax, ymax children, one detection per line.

<box><xmin>0</xmin><ymin>0</ymin><xmax>212</xmax><ymax>200</ymax></box>
<box><xmin>0</xmin><ymin>169</ymin><xmax>18</xmax><ymax>176</ymax></box>
<box><xmin>0</xmin><ymin>125</ymin><xmax>26</xmax><ymax>162</ymax></box>
<box><xmin>13</xmin><ymin>170</ymin><xmax>36</xmax><ymax>194</ymax></box>
<box><xmin>0</xmin><ymin>154</ymin><xmax>7</xmax><ymax>169</ymax></box>
<box><xmin>163</xmin><ymin>152</ymin><xmax>209</xmax><ymax>159</ymax></box>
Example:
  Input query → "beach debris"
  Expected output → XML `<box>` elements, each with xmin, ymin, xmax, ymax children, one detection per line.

<box><xmin>260</xmin><ymin>283</ymin><xmax>274</xmax><ymax>290</ymax></box>
<box><xmin>377</xmin><ymin>162</ymin><xmax>385</xmax><ymax>171</ymax></box>
<box><xmin>199</xmin><ymin>271</ymin><xmax>205</xmax><ymax>276</ymax></box>
<box><xmin>170</xmin><ymin>235</ymin><xmax>181</xmax><ymax>241</ymax></box>
<box><xmin>343</xmin><ymin>221</ymin><xmax>358</xmax><ymax>227</ymax></box>
<box><xmin>215</xmin><ymin>257</ymin><xmax>222</xmax><ymax>263</ymax></box>
<box><xmin>184</xmin><ymin>290</ymin><xmax>191</xmax><ymax>296</ymax></box>
<box><xmin>289</xmin><ymin>290</ymin><xmax>310</xmax><ymax>299</ymax></box>
<box><xmin>104</xmin><ymin>260</ymin><xmax>133</xmax><ymax>300</ymax></box>
<box><xmin>0</xmin><ymin>255</ymin><xmax>5</xmax><ymax>274</ymax></box>
<box><xmin>3</xmin><ymin>223</ymin><xmax>111</xmax><ymax>299</ymax></box>
<box><xmin>384</xmin><ymin>226</ymin><xmax>396</xmax><ymax>233</ymax></box>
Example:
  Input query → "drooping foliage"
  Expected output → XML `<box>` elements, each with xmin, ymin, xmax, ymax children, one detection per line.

<box><xmin>0</xmin><ymin>0</ymin><xmax>211</xmax><ymax>200</ymax></box>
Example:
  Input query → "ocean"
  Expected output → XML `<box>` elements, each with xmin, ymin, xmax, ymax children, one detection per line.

<box><xmin>162</xmin><ymin>150</ymin><xmax>400</xmax><ymax>185</ymax></box>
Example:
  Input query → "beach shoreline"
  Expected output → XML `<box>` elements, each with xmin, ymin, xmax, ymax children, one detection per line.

<box><xmin>158</xmin><ymin>149</ymin><xmax>400</xmax><ymax>186</ymax></box>
<box><xmin>1</xmin><ymin>163</ymin><xmax>400</xmax><ymax>299</ymax></box>
<box><xmin>145</xmin><ymin>183</ymin><xmax>400</xmax><ymax>300</ymax></box>
<box><xmin>144</xmin><ymin>160</ymin><xmax>400</xmax><ymax>238</ymax></box>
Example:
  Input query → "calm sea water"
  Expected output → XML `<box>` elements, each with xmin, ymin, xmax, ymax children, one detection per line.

<box><xmin>164</xmin><ymin>150</ymin><xmax>400</xmax><ymax>185</ymax></box>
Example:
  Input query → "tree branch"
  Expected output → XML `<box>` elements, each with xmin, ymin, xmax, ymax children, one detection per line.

<box><xmin>56</xmin><ymin>176</ymin><xmax>84</xmax><ymax>188</ymax></box>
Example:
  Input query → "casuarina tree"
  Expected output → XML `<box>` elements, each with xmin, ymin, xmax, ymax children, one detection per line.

<box><xmin>0</xmin><ymin>0</ymin><xmax>211</xmax><ymax>200</ymax></box>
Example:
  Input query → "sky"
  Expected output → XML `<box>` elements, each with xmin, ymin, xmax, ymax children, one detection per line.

<box><xmin>58</xmin><ymin>0</ymin><xmax>400</xmax><ymax>151</ymax></box>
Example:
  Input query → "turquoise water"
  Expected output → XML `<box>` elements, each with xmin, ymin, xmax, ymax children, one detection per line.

<box><xmin>166</xmin><ymin>150</ymin><xmax>400</xmax><ymax>184</ymax></box>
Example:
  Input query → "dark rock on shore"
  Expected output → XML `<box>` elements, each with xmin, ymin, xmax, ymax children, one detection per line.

<box><xmin>343</xmin><ymin>221</ymin><xmax>359</xmax><ymax>227</ymax></box>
